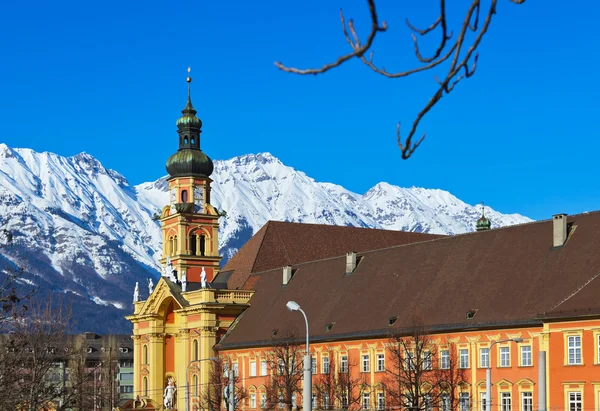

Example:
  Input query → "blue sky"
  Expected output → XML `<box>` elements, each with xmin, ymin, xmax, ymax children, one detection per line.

<box><xmin>0</xmin><ymin>0</ymin><xmax>597</xmax><ymax>221</ymax></box>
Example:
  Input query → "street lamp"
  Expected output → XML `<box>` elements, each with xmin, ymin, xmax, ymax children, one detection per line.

<box><xmin>186</xmin><ymin>356</ymin><xmax>219</xmax><ymax>411</ymax></box>
<box><xmin>286</xmin><ymin>300</ymin><xmax>312</xmax><ymax>411</ymax></box>
<box><xmin>486</xmin><ymin>338</ymin><xmax>524</xmax><ymax>411</ymax></box>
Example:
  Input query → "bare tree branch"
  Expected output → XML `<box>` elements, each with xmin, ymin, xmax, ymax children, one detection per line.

<box><xmin>275</xmin><ymin>0</ymin><xmax>525</xmax><ymax>159</ymax></box>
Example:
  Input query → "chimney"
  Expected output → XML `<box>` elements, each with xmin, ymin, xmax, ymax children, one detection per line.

<box><xmin>553</xmin><ymin>213</ymin><xmax>568</xmax><ymax>247</ymax></box>
<box><xmin>282</xmin><ymin>265</ymin><xmax>293</xmax><ymax>285</ymax></box>
<box><xmin>345</xmin><ymin>252</ymin><xmax>357</xmax><ymax>275</ymax></box>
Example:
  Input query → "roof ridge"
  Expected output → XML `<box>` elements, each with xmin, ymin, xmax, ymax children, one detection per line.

<box><xmin>544</xmin><ymin>271</ymin><xmax>600</xmax><ymax>314</ymax></box>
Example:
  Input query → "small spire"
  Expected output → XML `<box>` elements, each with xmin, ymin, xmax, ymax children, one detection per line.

<box><xmin>186</xmin><ymin>66</ymin><xmax>192</xmax><ymax>101</ymax></box>
<box><xmin>481</xmin><ymin>201</ymin><xmax>485</xmax><ymax>217</ymax></box>
<box><xmin>181</xmin><ymin>66</ymin><xmax>197</xmax><ymax>115</ymax></box>
<box><xmin>476</xmin><ymin>201</ymin><xmax>491</xmax><ymax>232</ymax></box>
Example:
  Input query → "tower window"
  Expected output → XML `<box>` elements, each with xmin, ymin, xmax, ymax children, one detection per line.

<box><xmin>200</xmin><ymin>235</ymin><xmax>206</xmax><ymax>256</ymax></box>
<box><xmin>191</xmin><ymin>137</ymin><xmax>195</xmax><ymax>145</ymax></box>
<box><xmin>184</xmin><ymin>136</ymin><xmax>189</xmax><ymax>144</ymax></box>
<box><xmin>181</xmin><ymin>190</ymin><xmax>188</xmax><ymax>203</ymax></box>
<box><xmin>189</xmin><ymin>234</ymin><xmax>197</xmax><ymax>256</ymax></box>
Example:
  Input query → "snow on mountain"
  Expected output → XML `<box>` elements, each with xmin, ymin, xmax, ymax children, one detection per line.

<box><xmin>0</xmin><ymin>146</ymin><xmax>532</xmax><ymax>333</ymax></box>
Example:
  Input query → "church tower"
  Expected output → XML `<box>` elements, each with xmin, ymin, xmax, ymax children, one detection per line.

<box><xmin>161</xmin><ymin>68</ymin><xmax>221</xmax><ymax>283</ymax></box>
<box><xmin>127</xmin><ymin>70</ymin><xmax>252</xmax><ymax>411</ymax></box>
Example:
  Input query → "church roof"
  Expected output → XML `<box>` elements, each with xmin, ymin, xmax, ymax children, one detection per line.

<box><xmin>221</xmin><ymin>221</ymin><xmax>443</xmax><ymax>290</ymax></box>
<box><xmin>217</xmin><ymin>212</ymin><xmax>600</xmax><ymax>350</ymax></box>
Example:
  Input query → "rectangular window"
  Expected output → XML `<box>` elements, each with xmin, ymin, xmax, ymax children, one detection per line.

<box><xmin>363</xmin><ymin>393</ymin><xmax>370</xmax><ymax>410</ymax></box>
<box><xmin>261</xmin><ymin>394</ymin><xmax>267</xmax><ymax>409</ymax></box>
<box><xmin>424</xmin><ymin>394</ymin><xmax>433</xmax><ymax>411</ymax></box>
<box><xmin>119</xmin><ymin>372</ymin><xmax>133</xmax><ymax>380</ymax></box>
<box><xmin>521</xmin><ymin>392</ymin><xmax>532</xmax><ymax>411</ymax></box>
<box><xmin>377</xmin><ymin>392</ymin><xmax>385</xmax><ymax>410</ymax></box>
<box><xmin>362</xmin><ymin>354</ymin><xmax>370</xmax><ymax>372</ymax></box>
<box><xmin>312</xmin><ymin>394</ymin><xmax>318</xmax><ymax>409</ymax></box>
<box><xmin>251</xmin><ymin>394</ymin><xmax>256</xmax><ymax>409</ymax></box>
<box><xmin>459</xmin><ymin>349</ymin><xmax>469</xmax><ymax>369</ymax></box>
<box><xmin>569</xmin><ymin>392</ymin><xmax>582</xmax><ymax>411</ymax></box>
<box><xmin>312</xmin><ymin>357</ymin><xmax>317</xmax><ymax>374</ymax></box>
<box><xmin>323</xmin><ymin>394</ymin><xmax>330</xmax><ymax>410</ymax></box>
<box><xmin>233</xmin><ymin>363</ymin><xmax>239</xmax><ymax>377</ymax></box>
<box><xmin>441</xmin><ymin>350</ymin><xmax>450</xmax><ymax>369</ymax></box>
<box><xmin>323</xmin><ymin>357</ymin><xmax>330</xmax><ymax>374</ymax></box>
<box><xmin>460</xmin><ymin>393</ymin><xmax>470</xmax><ymax>411</ymax></box>
<box><xmin>480</xmin><ymin>392</ymin><xmax>487</xmax><ymax>411</ymax></box>
<box><xmin>341</xmin><ymin>355</ymin><xmax>349</xmax><ymax>373</ymax></box>
<box><xmin>442</xmin><ymin>394</ymin><xmax>450</xmax><ymax>411</ymax></box>
<box><xmin>500</xmin><ymin>347</ymin><xmax>510</xmax><ymax>367</ymax></box>
<box><xmin>260</xmin><ymin>360</ymin><xmax>267</xmax><ymax>376</ymax></box>
<box><xmin>521</xmin><ymin>346</ymin><xmax>532</xmax><ymax>366</ymax></box>
<box><xmin>501</xmin><ymin>392</ymin><xmax>511</xmax><ymax>411</ymax></box>
<box><xmin>480</xmin><ymin>348</ymin><xmax>490</xmax><ymax>368</ymax></box>
<box><xmin>377</xmin><ymin>353</ymin><xmax>385</xmax><ymax>372</ymax></box>
<box><xmin>568</xmin><ymin>336</ymin><xmax>582</xmax><ymax>365</ymax></box>
<box><xmin>406</xmin><ymin>351</ymin><xmax>415</xmax><ymax>370</ymax></box>
<box><xmin>423</xmin><ymin>351</ymin><xmax>432</xmax><ymax>370</ymax></box>
<box><xmin>278</xmin><ymin>359</ymin><xmax>285</xmax><ymax>376</ymax></box>
<box><xmin>250</xmin><ymin>361</ymin><xmax>257</xmax><ymax>377</ymax></box>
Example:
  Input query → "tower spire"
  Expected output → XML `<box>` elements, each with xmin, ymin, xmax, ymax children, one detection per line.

<box><xmin>476</xmin><ymin>201</ymin><xmax>491</xmax><ymax>232</ymax></box>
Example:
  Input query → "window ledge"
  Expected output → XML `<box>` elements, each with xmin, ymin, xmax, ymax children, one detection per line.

<box><xmin>517</xmin><ymin>365</ymin><xmax>534</xmax><ymax>368</ymax></box>
<box><xmin>564</xmin><ymin>363</ymin><xmax>584</xmax><ymax>367</ymax></box>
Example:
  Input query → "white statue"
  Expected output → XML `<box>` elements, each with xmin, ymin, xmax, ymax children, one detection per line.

<box><xmin>133</xmin><ymin>282</ymin><xmax>140</xmax><ymax>302</ymax></box>
<box><xmin>147</xmin><ymin>278</ymin><xmax>154</xmax><ymax>295</ymax></box>
<box><xmin>181</xmin><ymin>270</ymin><xmax>187</xmax><ymax>292</ymax></box>
<box><xmin>163</xmin><ymin>377</ymin><xmax>176</xmax><ymax>409</ymax></box>
<box><xmin>164</xmin><ymin>257</ymin><xmax>177</xmax><ymax>282</ymax></box>
<box><xmin>201</xmin><ymin>267</ymin><xmax>207</xmax><ymax>289</ymax></box>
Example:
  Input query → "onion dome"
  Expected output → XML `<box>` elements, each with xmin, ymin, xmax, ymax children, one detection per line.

<box><xmin>475</xmin><ymin>202</ymin><xmax>491</xmax><ymax>231</ymax></box>
<box><xmin>166</xmin><ymin>68</ymin><xmax>214</xmax><ymax>178</ymax></box>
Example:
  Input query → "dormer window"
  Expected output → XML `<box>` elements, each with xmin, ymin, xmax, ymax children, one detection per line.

<box><xmin>87</xmin><ymin>347</ymin><xmax>93</xmax><ymax>353</ymax></box>
<box><xmin>119</xmin><ymin>347</ymin><xmax>129</xmax><ymax>353</ymax></box>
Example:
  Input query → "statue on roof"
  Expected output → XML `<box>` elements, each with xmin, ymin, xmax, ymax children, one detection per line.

<box><xmin>133</xmin><ymin>282</ymin><xmax>140</xmax><ymax>303</ymax></box>
<box><xmin>181</xmin><ymin>270</ymin><xmax>187</xmax><ymax>292</ymax></box>
<box><xmin>164</xmin><ymin>257</ymin><xmax>177</xmax><ymax>282</ymax></box>
<box><xmin>201</xmin><ymin>267</ymin><xmax>207</xmax><ymax>289</ymax></box>
<box><xmin>147</xmin><ymin>278</ymin><xmax>154</xmax><ymax>295</ymax></box>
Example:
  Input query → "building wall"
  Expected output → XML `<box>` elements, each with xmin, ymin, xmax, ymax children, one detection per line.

<box><xmin>216</xmin><ymin>321</ymin><xmax>600</xmax><ymax>411</ymax></box>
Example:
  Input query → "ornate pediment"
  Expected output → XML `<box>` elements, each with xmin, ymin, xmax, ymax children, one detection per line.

<box><xmin>134</xmin><ymin>278</ymin><xmax>187</xmax><ymax>318</ymax></box>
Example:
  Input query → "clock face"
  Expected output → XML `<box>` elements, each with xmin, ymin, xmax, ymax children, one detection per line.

<box><xmin>194</xmin><ymin>186</ymin><xmax>204</xmax><ymax>205</ymax></box>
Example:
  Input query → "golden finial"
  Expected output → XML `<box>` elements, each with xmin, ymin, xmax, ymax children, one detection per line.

<box><xmin>186</xmin><ymin>66</ymin><xmax>192</xmax><ymax>83</ymax></box>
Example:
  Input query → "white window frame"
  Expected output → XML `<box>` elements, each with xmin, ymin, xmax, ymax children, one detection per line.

<box><xmin>480</xmin><ymin>392</ymin><xmax>487</xmax><ymax>411</ymax></box>
<box><xmin>442</xmin><ymin>394</ymin><xmax>450</xmax><ymax>411</ymax></box>
<box><xmin>480</xmin><ymin>348</ymin><xmax>490</xmax><ymax>368</ymax></box>
<box><xmin>441</xmin><ymin>350</ymin><xmax>450</xmax><ymax>369</ymax></box>
<box><xmin>260</xmin><ymin>360</ymin><xmax>267</xmax><ymax>376</ymax></box>
<box><xmin>521</xmin><ymin>346</ymin><xmax>532</xmax><ymax>367</ymax></box>
<box><xmin>377</xmin><ymin>392</ymin><xmax>385</xmax><ymax>410</ymax></box>
<box><xmin>459</xmin><ymin>349</ymin><xmax>469</xmax><ymax>369</ymax></box>
<box><xmin>501</xmin><ymin>392</ymin><xmax>511</xmax><ymax>411</ymax></box>
<box><xmin>362</xmin><ymin>354</ymin><xmax>370</xmax><ymax>372</ymax></box>
<box><xmin>250</xmin><ymin>393</ymin><xmax>256</xmax><ymax>409</ymax></box>
<box><xmin>568</xmin><ymin>392</ymin><xmax>582</xmax><ymax>411</ymax></box>
<box><xmin>499</xmin><ymin>347</ymin><xmax>510</xmax><ymax>367</ymax></box>
<box><xmin>423</xmin><ymin>351</ymin><xmax>432</xmax><ymax>371</ymax></box>
<box><xmin>568</xmin><ymin>336</ymin><xmax>582</xmax><ymax>365</ymax></box>
<box><xmin>341</xmin><ymin>355</ymin><xmax>349</xmax><ymax>373</ymax></box>
<box><xmin>323</xmin><ymin>394</ymin><xmax>330</xmax><ymax>410</ymax></box>
<box><xmin>521</xmin><ymin>392</ymin><xmax>532</xmax><ymax>411</ymax></box>
<box><xmin>377</xmin><ymin>353</ymin><xmax>385</xmax><ymax>372</ymax></box>
<box><xmin>323</xmin><ymin>356</ymin><xmax>330</xmax><ymax>374</ymax></box>
<box><xmin>312</xmin><ymin>357</ymin><xmax>317</xmax><ymax>374</ymax></box>
<box><xmin>250</xmin><ymin>361</ymin><xmax>256</xmax><ymax>377</ymax></box>
<box><xmin>260</xmin><ymin>393</ymin><xmax>267</xmax><ymax>409</ymax></box>
<box><xmin>362</xmin><ymin>393</ymin><xmax>370</xmax><ymax>410</ymax></box>
<box><xmin>460</xmin><ymin>392</ymin><xmax>470</xmax><ymax>411</ymax></box>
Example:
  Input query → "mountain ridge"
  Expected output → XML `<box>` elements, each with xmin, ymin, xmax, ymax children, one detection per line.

<box><xmin>0</xmin><ymin>145</ymin><xmax>532</xmax><ymax>332</ymax></box>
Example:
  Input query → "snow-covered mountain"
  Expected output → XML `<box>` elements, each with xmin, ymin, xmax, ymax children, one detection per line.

<box><xmin>0</xmin><ymin>146</ymin><xmax>531</xmax><ymax>333</ymax></box>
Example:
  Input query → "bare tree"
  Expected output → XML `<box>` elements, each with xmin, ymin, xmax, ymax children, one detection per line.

<box><xmin>384</xmin><ymin>317</ymin><xmax>467</xmax><ymax>411</ymax></box>
<box><xmin>276</xmin><ymin>0</ymin><xmax>526</xmax><ymax>159</ymax></box>
<box><xmin>202</xmin><ymin>357</ymin><xmax>248</xmax><ymax>411</ymax></box>
<box><xmin>314</xmin><ymin>353</ymin><xmax>336</xmax><ymax>410</ymax></box>
<box><xmin>0</xmin><ymin>298</ymin><xmax>72</xmax><ymax>411</ymax></box>
<box><xmin>266</xmin><ymin>329</ymin><xmax>304</xmax><ymax>411</ymax></box>
<box><xmin>314</xmin><ymin>352</ymin><xmax>369</xmax><ymax>411</ymax></box>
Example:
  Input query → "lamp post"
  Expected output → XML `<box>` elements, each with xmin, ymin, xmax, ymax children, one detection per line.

<box><xmin>486</xmin><ymin>338</ymin><xmax>523</xmax><ymax>411</ymax></box>
<box><xmin>186</xmin><ymin>356</ymin><xmax>219</xmax><ymax>411</ymax></box>
<box><xmin>286</xmin><ymin>301</ymin><xmax>312</xmax><ymax>411</ymax></box>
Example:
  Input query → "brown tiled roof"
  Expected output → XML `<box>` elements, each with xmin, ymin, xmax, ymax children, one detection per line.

<box><xmin>222</xmin><ymin>221</ymin><xmax>443</xmax><ymax>290</ymax></box>
<box><xmin>218</xmin><ymin>212</ymin><xmax>600</xmax><ymax>349</ymax></box>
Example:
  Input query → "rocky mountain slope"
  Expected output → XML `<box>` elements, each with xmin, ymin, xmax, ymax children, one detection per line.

<box><xmin>0</xmin><ymin>145</ymin><xmax>532</xmax><ymax>332</ymax></box>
